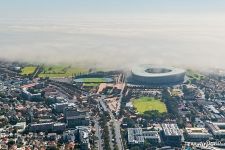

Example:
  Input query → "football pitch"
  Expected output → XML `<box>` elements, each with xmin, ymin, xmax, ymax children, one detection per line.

<box><xmin>132</xmin><ymin>97</ymin><xmax>167</xmax><ymax>114</ymax></box>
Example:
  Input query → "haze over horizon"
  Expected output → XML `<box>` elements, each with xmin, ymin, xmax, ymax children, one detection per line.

<box><xmin>1</xmin><ymin>0</ymin><xmax>225</xmax><ymax>69</ymax></box>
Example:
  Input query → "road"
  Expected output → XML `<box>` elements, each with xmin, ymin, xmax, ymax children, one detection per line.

<box><xmin>116</xmin><ymin>73</ymin><xmax>126</xmax><ymax>116</ymax></box>
<box><xmin>116</xmin><ymin>83</ymin><xmax>125</xmax><ymax>116</ymax></box>
<box><xmin>32</xmin><ymin>65</ymin><xmax>41</xmax><ymax>78</ymax></box>
<box><xmin>94</xmin><ymin>119</ymin><xmax>103</xmax><ymax>150</ymax></box>
<box><xmin>109</xmin><ymin>110</ymin><xmax>124</xmax><ymax>150</ymax></box>
<box><xmin>98</xmin><ymin>96</ymin><xmax>124</xmax><ymax>150</ymax></box>
<box><xmin>107</xmin><ymin>122</ymin><xmax>114</xmax><ymax>150</ymax></box>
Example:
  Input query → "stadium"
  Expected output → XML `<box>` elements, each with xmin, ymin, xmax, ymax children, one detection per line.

<box><xmin>128</xmin><ymin>64</ymin><xmax>186</xmax><ymax>86</ymax></box>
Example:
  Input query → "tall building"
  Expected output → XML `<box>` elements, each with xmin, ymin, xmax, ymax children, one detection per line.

<box><xmin>161</xmin><ymin>124</ymin><xmax>183</xmax><ymax>147</ymax></box>
<box><xmin>79</xmin><ymin>128</ymin><xmax>90</xmax><ymax>150</ymax></box>
<box><xmin>128</xmin><ymin>128</ymin><xmax>144</xmax><ymax>145</ymax></box>
<box><xmin>128</xmin><ymin>128</ymin><xmax>161</xmax><ymax>145</ymax></box>
<box><xmin>28</xmin><ymin>122</ymin><xmax>66</xmax><ymax>133</ymax></box>
<box><xmin>62</xmin><ymin>130</ymin><xmax>76</xmax><ymax>143</ymax></box>
<box><xmin>22</xmin><ymin>88</ymin><xmax>42</xmax><ymax>101</ymax></box>
<box><xmin>29</xmin><ymin>122</ymin><xmax>54</xmax><ymax>132</ymax></box>
<box><xmin>53</xmin><ymin>103</ymin><xmax>75</xmax><ymax>113</ymax></box>
<box><xmin>64</xmin><ymin>106</ymin><xmax>90</xmax><ymax>128</ymax></box>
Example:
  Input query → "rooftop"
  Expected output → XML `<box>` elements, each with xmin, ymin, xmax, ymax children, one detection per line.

<box><xmin>208</xmin><ymin>122</ymin><xmax>225</xmax><ymax>133</ymax></box>
<box><xmin>186</xmin><ymin>128</ymin><xmax>210</xmax><ymax>135</ymax></box>
<box><xmin>162</xmin><ymin>124</ymin><xmax>182</xmax><ymax>136</ymax></box>
<box><xmin>128</xmin><ymin>128</ymin><xmax>161</xmax><ymax>144</ymax></box>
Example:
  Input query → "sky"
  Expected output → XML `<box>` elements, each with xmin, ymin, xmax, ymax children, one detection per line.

<box><xmin>0</xmin><ymin>0</ymin><xmax>225</xmax><ymax>69</ymax></box>
<box><xmin>1</xmin><ymin>0</ymin><xmax>225</xmax><ymax>18</ymax></box>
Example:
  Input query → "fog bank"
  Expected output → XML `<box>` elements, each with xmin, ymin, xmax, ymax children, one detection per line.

<box><xmin>0</xmin><ymin>14</ymin><xmax>225</xmax><ymax>69</ymax></box>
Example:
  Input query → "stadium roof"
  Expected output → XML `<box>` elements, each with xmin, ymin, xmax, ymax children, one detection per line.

<box><xmin>132</xmin><ymin>64</ymin><xmax>185</xmax><ymax>77</ymax></box>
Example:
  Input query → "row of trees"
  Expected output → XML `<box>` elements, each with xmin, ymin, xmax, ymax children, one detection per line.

<box><xmin>99</xmin><ymin>112</ymin><xmax>111</xmax><ymax>150</ymax></box>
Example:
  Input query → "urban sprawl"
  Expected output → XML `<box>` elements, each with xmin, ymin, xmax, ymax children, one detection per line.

<box><xmin>1</xmin><ymin>62</ymin><xmax>225</xmax><ymax>150</ymax></box>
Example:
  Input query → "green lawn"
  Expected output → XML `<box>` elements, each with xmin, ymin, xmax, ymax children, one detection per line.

<box><xmin>83</xmin><ymin>83</ymin><xmax>100</xmax><ymax>87</ymax></box>
<box><xmin>82</xmin><ymin>78</ymin><xmax>106</xmax><ymax>83</ymax></box>
<box><xmin>186</xmin><ymin>69</ymin><xmax>204</xmax><ymax>81</ymax></box>
<box><xmin>82</xmin><ymin>78</ymin><xmax>106</xmax><ymax>87</ymax></box>
<box><xmin>38</xmin><ymin>65</ymin><xmax>88</xmax><ymax>78</ymax></box>
<box><xmin>76</xmin><ymin>78</ymin><xmax>111</xmax><ymax>87</ymax></box>
<box><xmin>20</xmin><ymin>66</ymin><xmax>37</xmax><ymax>75</ymax></box>
<box><xmin>132</xmin><ymin>97</ymin><xmax>167</xmax><ymax>114</ymax></box>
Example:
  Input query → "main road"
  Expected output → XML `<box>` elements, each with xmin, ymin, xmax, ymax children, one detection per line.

<box><xmin>98</xmin><ymin>96</ymin><xmax>124</xmax><ymax>150</ymax></box>
<box><xmin>94</xmin><ymin>119</ymin><xmax>103</xmax><ymax>150</ymax></box>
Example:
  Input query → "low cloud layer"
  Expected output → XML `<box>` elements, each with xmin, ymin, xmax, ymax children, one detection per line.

<box><xmin>0</xmin><ymin>14</ymin><xmax>225</xmax><ymax>69</ymax></box>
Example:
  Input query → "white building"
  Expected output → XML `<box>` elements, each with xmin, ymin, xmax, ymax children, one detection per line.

<box><xmin>128</xmin><ymin>128</ymin><xmax>161</xmax><ymax>145</ymax></box>
<box><xmin>161</xmin><ymin>124</ymin><xmax>183</xmax><ymax>147</ymax></box>
<box><xmin>185</xmin><ymin>128</ymin><xmax>212</xmax><ymax>142</ymax></box>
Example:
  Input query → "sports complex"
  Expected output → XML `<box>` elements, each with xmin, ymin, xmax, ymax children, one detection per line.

<box><xmin>128</xmin><ymin>64</ymin><xmax>186</xmax><ymax>86</ymax></box>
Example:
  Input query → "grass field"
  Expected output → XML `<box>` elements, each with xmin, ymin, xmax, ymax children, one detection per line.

<box><xmin>38</xmin><ymin>65</ymin><xmax>88</xmax><ymax>78</ymax></box>
<box><xmin>20</xmin><ymin>66</ymin><xmax>37</xmax><ymax>75</ymax></box>
<box><xmin>82</xmin><ymin>78</ymin><xmax>106</xmax><ymax>83</ymax></box>
<box><xmin>82</xmin><ymin>78</ymin><xmax>106</xmax><ymax>87</ymax></box>
<box><xmin>75</xmin><ymin>77</ymin><xmax>113</xmax><ymax>87</ymax></box>
<box><xmin>132</xmin><ymin>97</ymin><xmax>167</xmax><ymax>114</ymax></box>
<box><xmin>83</xmin><ymin>83</ymin><xmax>100</xmax><ymax>87</ymax></box>
<box><xmin>74</xmin><ymin>77</ymin><xmax>113</xmax><ymax>83</ymax></box>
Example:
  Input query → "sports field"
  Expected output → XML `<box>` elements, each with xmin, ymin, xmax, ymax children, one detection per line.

<box><xmin>83</xmin><ymin>83</ymin><xmax>100</xmax><ymax>87</ymax></box>
<box><xmin>132</xmin><ymin>97</ymin><xmax>167</xmax><ymax>114</ymax></box>
<box><xmin>20</xmin><ymin>66</ymin><xmax>37</xmax><ymax>75</ymax></box>
<box><xmin>74</xmin><ymin>77</ymin><xmax>113</xmax><ymax>87</ymax></box>
<box><xmin>74</xmin><ymin>77</ymin><xmax>113</xmax><ymax>83</ymax></box>
<box><xmin>38</xmin><ymin>65</ymin><xmax>88</xmax><ymax>78</ymax></box>
<box><xmin>82</xmin><ymin>78</ymin><xmax>106</xmax><ymax>83</ymax></box>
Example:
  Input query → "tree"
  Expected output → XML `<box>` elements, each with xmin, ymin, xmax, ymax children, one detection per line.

<box><xmin>130</xmin><ymin>146</ymin><xmax>142</xmax><ymax>150</ymax></box>
<box><xmin>114</xmin><ymin>145</ymin><xmax>119</xmax><ymax>150</ymax></box>
<box><xmin>205</xmin><ymin>92</ymin><xmax>210</xmax><ymax>100</ymax></box>
<box><xmin>9</xmin><ymin>116</ymin><xmax>18</xmax><ymax>125</ymax></box>
<box><xmin>0</xmin><ymin>92</ymin><xmax>6</xmax><ymax>98</ymax></box>
<box><xmin>210</xmin><ymin>94</ymin><xmax>215</xmax><ymax>100</ymax></box>
<box><xmin>12</xmin><ymin>127</ymin><xmax>18</xmax><ymax>134</ymax></box>
<box><xmin>8</xmin><ymin>140</ymin><xmax>15</xmax><ymax>148</ymax></box>
<box><xmin>122</xmin><ymin>118</ymin><xmax>135</xmax><ymax>128</ymax></box>
<box><xmin>162</xmin><ymin>88</ymin><xmax>179</xmax><ymax>119</ymax></box>
<box><xmin>143</xmin><ymin>110</ymin><xmax>167</xmax><ymax>122</ymax></box>
<box><xmin>144</xmin><ymin>140</ymin><xmax>152</xmax><ymax>149</ymax></box>
<box><xmin>46</xmin><ymin>146</ymin><xmax>59</xmax><ymax>150</ymax></box>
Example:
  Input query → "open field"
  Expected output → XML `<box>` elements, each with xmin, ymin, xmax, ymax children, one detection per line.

<box><xmin>82</xmin><ymin>78</ymin><xmax>106</xmax><ymax>83</ymax></box>
<box><xmin>20</xmin><ymin>66</ymin><xmax>37</xmax><ymax>75</ymax></box>
<box><xmin>83</xmin><ymin>83</ymin><xmax>100</xmax><ymax>87</ymax></box>
<box><xmin>75</xmin><ymin>78</ymin><xmax>114</xmax><ymax>87</ymax></box>
<box><xmin>82</xmin><ymin>78</ymin><xmax>112</xmax><ymax>87</ymax></box>
<box><xmin>74</xmin><ymin>77</ymin><xmax>113</xmax><ymax>83</ymax></box>
<box><xmin>38</xmin><ymin>65</ymin><xmax>88</xmax><ymax>78</ymax></box>
<box><xmin>132</xmin><ymin>97</ymin><xmax>167</xmax><ymax>114</ymax></box>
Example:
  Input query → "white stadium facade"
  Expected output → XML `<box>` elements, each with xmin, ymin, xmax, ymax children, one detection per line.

<box><xmin>128</xmin><ymin>64</ymin><xmax>186</xmax><ymax>86</ymax></box>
